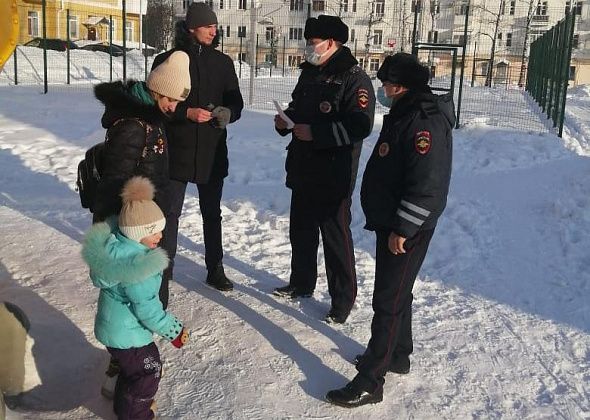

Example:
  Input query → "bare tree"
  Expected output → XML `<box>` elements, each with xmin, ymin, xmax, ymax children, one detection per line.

<box><xmin>145</xmin><ymin>0</ymin><xmax>175</xmax><ymax>52</ymax></box>
<box><xmin>474</xmin><ymin>0</ymin><xmax>506</xmax><ymax>86</ymax></box>
<box><xmin>517</xmin><ymin>0</ymin><xmax>540</xmax><ymax>87</ymax></box>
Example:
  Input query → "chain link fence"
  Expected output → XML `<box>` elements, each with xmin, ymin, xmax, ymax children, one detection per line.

<box><xmin>0</xmin><ymin>0</ymin><xmax>581</xmax><ymax>135</ymax></box>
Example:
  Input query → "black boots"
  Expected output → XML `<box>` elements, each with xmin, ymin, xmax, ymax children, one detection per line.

<box><xmin>325</xmin><ymin>382</ymin><xmax>383</xmax><ymax>408</ymax></box>
<box><xmin>272</xmin><ymin>284</ymin><xmax>312</xmax><ymax>299</ymax></box>
<box><xmin>325</xmin><ymin>308</ymin><xmax>349</xmax><ymax>324</ymax></box>
<box><xmin>206</xmin><ymin>264</ymin><xmax>233</xmax><ymax>291</ymax></box>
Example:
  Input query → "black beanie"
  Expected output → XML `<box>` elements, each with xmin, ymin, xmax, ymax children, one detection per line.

<box><xmin>377</xmin><ymin>53</ymin><xmax>430</xmax><ymax>89</ymax></box>
<box><xmin>304</xmin><ymin>15</ymin><xmax>349</xmax><ymax>44</ymax></box>
<box><xmin>186</xmin><ymin>2</ymin><xmax>218</xmax><ymax>29</ymax></box>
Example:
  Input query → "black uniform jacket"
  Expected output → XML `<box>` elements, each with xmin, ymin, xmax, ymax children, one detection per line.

<box><xmin>277</xmin><ymin>46</ymin><xmax>375</xmax><ymax>203</ymax></box>
<box><xmin>152</xmin><ymin>22</ymin><xmax>244</xmax><ymax>184</ymax></box>
<box><xmin>361</xmin><ymin>87</ymin><xmax>454</xmax><ymax>238</ymax></box>
<box><xmin>93</xmin><ymin>80</ymin><xmax>170</xmax><ymax>220</ymax></box>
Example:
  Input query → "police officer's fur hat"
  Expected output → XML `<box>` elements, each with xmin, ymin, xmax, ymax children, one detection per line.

<box><xmin>304</xmin><ymin>15</ymin><xmax>349</xmax><ymax>44</ymax></box>
<box><xmin>377</xmin><ymin>53</ymin><xmax>430</xmax><ymax>89</ymax></box>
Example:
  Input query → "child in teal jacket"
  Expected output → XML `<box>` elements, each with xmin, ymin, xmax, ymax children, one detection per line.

<box><xmin>82</xmin><ymin>176</ymin><xmax>188</xmax><ymax>420</ymax></box>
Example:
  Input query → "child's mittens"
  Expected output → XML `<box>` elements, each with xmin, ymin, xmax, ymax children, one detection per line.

<box><xmin>171</xmin><ymin>327</ymin><xmax>189</xmax><ymax>348</ymax></box>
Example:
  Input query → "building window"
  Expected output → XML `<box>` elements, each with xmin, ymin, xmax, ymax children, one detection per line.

<box><xmin>453</xmin><ymin>34</ymin><xmax>465</xmax><ymax>45</ymax></box>
<box><xmin>573</xmin><ymin>34</ymin><xmax>579</xmax><ymax>48</ymax></box>
<box><xmin>352</xmin><ymin>0</ymin><xmax>357</xmax><ymax>12</ymax></box>
<box><xmin>182</xmin><ymin>0</ymin><xmax>190</xmax><ymax>11</ymax></box>
<box><xmin>430</xmin><ymin>1</ymin><xmax>440</xmax><ymax>14</ymax></box>
<box><xmin>238</xmin><ymin>52</ymin><xmax>247</xmax><ymax>62</ymax></box>
<box><xmin>373</xmin><ymin>0</ymin><xmax>385</xmax><ymax>16</ymax></box>
<box><xmin>428</xmin><ymin>30</ymin><xmax>438</xmax><ymax>43</ymax></box>
<box><xmin>312</xmin><ymin>0</ymin><xmax>325</xmax><ymax>11</ymax></box>
<box><xmin>225</xmin><ymin>25</ymin><xmax>230</xmax><ymax>37</ymax></box>
<box><xmin>455</xmin><ymin>4</ymin><xmax>468</xmax><ymax>15</ymax></box>
<box><xmin>509</xmin><ymin>0</ymin><xmax>515</xmax><ymax>15</ymax></box>
<box><xmin>506</xmin><ymin>33</ymin><xmax>512</xmax><ymax>47</ymax></box>
<box><xmin>125</xmin><ymin>21</ymin><xmax>133</xmax><ymax>42</ymax></box>
<box><xmin>111</xmin><ymin>18</ymin><xmax>117</xmax><ymax>41</ymax></box>
<box><xmin>238</xmin><ymin>25</ymin><xmax>246</xmax><ymax>38</ymax></box>
<box><xmin>289</xmin><ymin>27</ymin><xmax>303</xmax><ymax>40</ymax></box>
<box><xmin>288</xmin><ymin>55</ymin><xmax>302</xmax><ymax>67</ymax></box>
<box><xmin>28</xmin><ymin>11</ymin><xmax>39</xmax><ymax>37</ymax></box>
<box><xmin>220</xmin><ymin>0</ymin><xmax>224</xmax><ymax>9</ymax></box>
<box><xmin>350</xmin><ymin>28</ymin><xmax>355</xmax><ymax>41</ymax></box>
<box><xmin>373</xmin><ymin>29</ymin><xmax>382</xmax><ymax>45</ymax></box>
<box><xmin>358</xmin><ymin>57</ymin><xmax>365</xmax><ymax>68</ymax></box>
<box><xmin>369</xmin><ymin>58</ymin><xmax>380</xmax><ymax>72</ymax></box>
<box><xmin>290</xmin><ymin>0</ymin><xmax>303</xmax><ymax>11</ymax></box>
<box><xmin>68</xmin><ymin>15</ymin><xmax>78</xmax><ymax>39</ymax></box>
<box><xmin>265</xmin><ymin>26</ymin><xmax>274</xmax><ymax>42</ymax></box>
<box><xmin>239</xmin><ymin>0</ymin><xmax>247</xmax><ymax>10</ymax></box>
<box><xmin>341</xmin><ymin>0</ymin><xmax>348</xmax><ymax>12</ymax></box>
<box><xmin>569</xmin><ymin>65</ymin><xmax>576</xmax><ymax>80</ymax></box>
<box><xmin>536</xmin><ymin>1</ymin><xmax>547</xmax><ymax>15</ymax></box>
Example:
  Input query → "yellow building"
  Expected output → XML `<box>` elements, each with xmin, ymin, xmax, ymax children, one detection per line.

<box><xmin>17</xmin><ymin>0</ymin><xmax>141</xmax><ymax>45</ymax></box>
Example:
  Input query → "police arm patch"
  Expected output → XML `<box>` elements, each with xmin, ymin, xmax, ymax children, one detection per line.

<box><xmin>415</xmin><ymin>130</ymin><xmax>432</xmax><ymax>155</ymax></box>
<box><xmin>358</xmin><ymin>88</ymin><xmax>369</xmax><ymax>109</ymax></box>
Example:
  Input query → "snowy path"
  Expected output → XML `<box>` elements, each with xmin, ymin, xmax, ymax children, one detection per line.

<box><xmin>0</xmin><ymin>87</ymin><xmax>589</xmax><ymax>419</ymax></box>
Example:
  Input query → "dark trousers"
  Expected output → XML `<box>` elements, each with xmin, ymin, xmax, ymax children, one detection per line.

<box><xmin>107</xmin><ymin>343</ymin><xmax>161</xmax><ymax>420</ymax></box>
<box><xmin>288</xmin><ymin>190</ymin><xmax>357</xmax><ymax>316</ymax></box>
<box><xmin>354</xmin><ymin>228</ymin><xmax>434</xmax><ymax>393</ymax></box>
<box><xmin>160</xmin><ymin>178</ymin><xmax>224</xmax><ymax>307</ymax></box>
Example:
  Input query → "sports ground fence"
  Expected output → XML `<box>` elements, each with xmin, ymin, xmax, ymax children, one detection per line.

<box><xmin>0</xmin><ymin>0</ymin><xmax>579</xmax><ymax>136</ymax></box>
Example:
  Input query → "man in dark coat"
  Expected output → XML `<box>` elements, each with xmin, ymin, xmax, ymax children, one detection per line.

<box><xmin>152</xmin><ymin>2</ymin><xmax>244</xmax><ymax>294</ymax></box>
<box><xmin>273</xmin><ymin>15</ymin><xmax>375</xmax><ymax>324</ymax></box>
<box><xmin>326</xmin><ymin>53</ymin><xmax>454</xmax><ymax>407</ymax></box>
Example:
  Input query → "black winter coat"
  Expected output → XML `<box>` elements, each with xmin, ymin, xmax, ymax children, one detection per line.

<box><xmin>277</xmin><ymin>47</ymin><xmax>375</xmax><ymax>204</ymax></box>
<box><xmin>360</xmin><ymin>87</ymin><xmax>454</xmax><ymax>238</ymax></box>
<box><xmin>93</xmin><ymin>81</ymin><xmax>170</xmax><ymax>221</ymax></box>
<box><xmin>152</xmin><ymin>22</ymin><xmax>244</xmax><ymax>184</ymax></box>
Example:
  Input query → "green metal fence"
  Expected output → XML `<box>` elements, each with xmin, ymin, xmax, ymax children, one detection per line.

<box><xmin>526</xmin><ymin>10</ymin><xmax>575</xmax><ymax>138</ymax></box>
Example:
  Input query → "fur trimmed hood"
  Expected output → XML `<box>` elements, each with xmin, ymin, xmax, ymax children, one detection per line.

<box><xmin>81</xmin><ymin>217</ymin><xmax>168</xmax><ymax>289</ymax></box>
<box><xmin>94</xmin><ymin>80</ymin><xmax>163</xmax><ymax>129</ymax></box>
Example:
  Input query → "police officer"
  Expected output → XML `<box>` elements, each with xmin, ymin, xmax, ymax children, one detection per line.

<box><xmin>273</xmin><ymin>15</ymin><xmax>375</xmax><ymax>324</ymax></box>
<box><xmin>326</xmin><ymin>53</ymin><xmax>454</xmax><ymax>406</ymax></box>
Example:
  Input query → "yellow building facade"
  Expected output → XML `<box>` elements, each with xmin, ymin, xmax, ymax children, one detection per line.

<box><xmin>17</xmin><ymin>0</ymin><xmax>140</xmax><ymax>45</ymax></box>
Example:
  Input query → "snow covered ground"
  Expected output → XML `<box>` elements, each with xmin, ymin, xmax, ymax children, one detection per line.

<box><xmin>0</xmin><ymin>81</ymin><xmax>589</xmax><ymax>420</ymax></box>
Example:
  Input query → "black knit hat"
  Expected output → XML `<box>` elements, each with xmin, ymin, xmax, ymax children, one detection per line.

<box><xmin>377</xmin><ymin>53</ymin><xmax>430</xmax><ymax>89</ymax></box>
<box><xmin>186</xmin><ymin>2</ymin><xmax>218</xmax><ymax>29</ymax></box>
<box><xmin>304</xmin><ymin>15</ymin><xmax>349</xmax><ymax>44</ymax></box>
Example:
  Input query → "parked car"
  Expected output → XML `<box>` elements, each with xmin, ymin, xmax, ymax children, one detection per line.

<box><xmin>81</xmin><ymin>43</ymin><xmax>125</xmax><ymax>57</ymax></box>
<box><xmin>24</xmin><ymin>38</ymin><xmax>78</xmax><ymax>52</ymax></box>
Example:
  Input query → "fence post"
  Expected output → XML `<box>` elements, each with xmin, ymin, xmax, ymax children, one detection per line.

<box><xmin>66</xmin><ymin>8</ymin><xmax>71</xmax><ymax>85</ymax></box>
<box><xmin>122</xmin><ymin>0</ymin><xmax>127</xmax><ymax>82</ymax></box>
<box><xmin>455</xmin><ymin>3</ymin><xmax>469</xmax><ymax>129</ymax></box>
<box><xmin>143</xmin><ymin>15</ymin><xmax>148</xmax><ymax>81</ymax></box>
<box><xmin>239</xmin><ymin>36</ymin><xmax>243</xmax><ymax>78</ymax></box>
<box><xmin>109</xmin><ymin>15</ymin><xmax>113</xmax><ymax>82</ymax></box>
<box><xmin>255</xmin><ymin>33</ymin><xmax>259</xmax><ymax>77</ymax></box>
<box><xmin>282</xmin><ymin>36</ymin><xmax>285</xmax><ymax>77</ymax></box>
<box><xmin>42</xmin><ymin>0</ymin><xmax>48</xmax><ymax>93</ymax></box>
<box><xmin>13</xmin><ymin>47</ymin><xmax>18</xmax><ymax>85</ymax></box>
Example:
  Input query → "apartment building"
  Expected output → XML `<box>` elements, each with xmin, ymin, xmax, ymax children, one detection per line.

<box><xmin>173</xmin><ymin>0</ymin><xmax>589</xmax><ymax>84</ymax></box>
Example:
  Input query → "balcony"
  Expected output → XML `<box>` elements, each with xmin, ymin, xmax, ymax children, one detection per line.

<box><xmin>531</xmin><ymin>15</ymin><xmax>549</xmax><ymax>24</ymax></box>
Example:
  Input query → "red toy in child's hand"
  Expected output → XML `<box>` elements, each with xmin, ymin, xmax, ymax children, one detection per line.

<box><xmin>171</xmin><ymin>328</ymin><xmax>189</xmax><ymax>348</ymax></box>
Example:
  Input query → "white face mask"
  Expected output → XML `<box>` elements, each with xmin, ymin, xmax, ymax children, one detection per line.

<box><xmin>304</xmin><ymin>39</ymin><xmax>329</xmax><ymax>66</ymax></box>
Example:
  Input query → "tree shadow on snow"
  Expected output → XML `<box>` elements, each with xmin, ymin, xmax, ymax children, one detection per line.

<box><xmin>0</xmin><ymin>262</ymin><xmax>115</xmax><ymax>418</ymax></box>
<box><xmin>171</xmin><ymin>247</ymin><xmax>364</xmax><ymax>400</ymax></box>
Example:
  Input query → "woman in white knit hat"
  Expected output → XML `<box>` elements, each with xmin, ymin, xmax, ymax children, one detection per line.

<box><xmin>92</xmin><ymin>50</ymin><xmax>191</xmax><ymax>225</ymax></box>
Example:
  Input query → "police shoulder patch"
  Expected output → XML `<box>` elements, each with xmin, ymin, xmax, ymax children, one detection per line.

<box><xmin>415</xmin><ymin>130</ymin><xmax>432</xmax><ymax>155</ymax></box>
<box><xmin>358</xmin><ymin>88</ymin><xmax>369</xmax><ymax>109</ymax></box>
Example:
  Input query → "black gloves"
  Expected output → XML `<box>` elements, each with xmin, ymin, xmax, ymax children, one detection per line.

<box><xmin>211</xmin><ymin>106</ymin><xmax>231</xmax><ymax>129</ymax></box>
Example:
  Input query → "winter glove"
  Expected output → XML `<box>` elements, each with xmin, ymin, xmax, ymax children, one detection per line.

<box><xmin>211</xmin><ymin>106</ymin><xmax>231</xmax><ymax>129</ymax></box>
<box><xmin>171</xmin><ymin>327</ymin><xmax>189</xmax><ymax>348</ymax></box>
